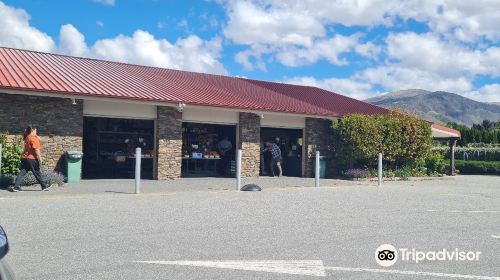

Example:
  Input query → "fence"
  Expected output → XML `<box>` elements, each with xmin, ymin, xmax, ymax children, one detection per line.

<box><xmin>432</xmin><ymin>146</ymin><xmax>500</xmax><ymax>161</ymax></box>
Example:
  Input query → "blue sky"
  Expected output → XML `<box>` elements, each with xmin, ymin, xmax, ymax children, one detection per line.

<box><xmin>1</xmin><ymin>0</ymin><xmax>500</xmax><ymax>101</ymax></box>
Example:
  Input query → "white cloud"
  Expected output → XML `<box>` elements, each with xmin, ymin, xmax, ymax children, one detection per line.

<box><xmin>222</xmin><ymin>0</ymin><xmax>402</xmax><ymax>69</ymax></box>
<box><xmin>360</xmin><ymin>66</ymin><xmax>473</xmax><ymax>94</ymax></box>
<box><xmin>463</xmin><ymin>84</ymin><xmax>500</xmax><ymax>102</ymax></box>
<box><xmin>386</xmin><ymin>32</ymin><xmax>500</xmax><ymax>78</ymax></box>
<box><xmin>423</xmin><ymin>1</ymin><xmax>500</xmax><ymax>42</ymax></box>
<box><xmin>276</xmin><ymin>34</ymin><xmax>360</xmax><ymax>67</ymax></box>
<box><xmin>222</xmin><ymin>0</ymin><xmax>500</xmax><ymax>70</ymax></box>
<box><xmin>0</xmin><ymin>1</ymin><xmax>55</xmax><ymax>52</ymax></box>
<box><xmin>223</xmin><ymin>0</ymin><xmax>324</xmax><ymax>47</ymax></box>
<box><xmin>355</xmin><ymin>42</ymin><xmax>381</xmax><ymax>59</ymax></box>
<box><xmin>93</xmin><ymin>0</ymin><xmax>115</xmax><ymax>6</ymax></box>
<box><xmin>0</xmin><ymin>2</ymin><xmax>227</xmax><ymax>75</ymax></box>
<box><xmin>91</xmin><ymin>30</ymin><xmax>227</xmax><ymax>74</ymax></box>
<box><xmin>96</xmin><ymin>20</ymin><xmax>104</xmax><ymax>28</ymax></box>
<box><xmin>235</xmin><ymin>49</ymin><xmax>256</xmax><ymax>71</ymax></box>
<box><xmin>283</xmin><ymin>76</ymin><xmax>377</xmax><ymax>100</ymax></box>
<box><xmin>348</xmin><ymin>31</ymin><xmax>500</xmax><ymax>100</ymax></box>
<box><xmin>59</xmin><ymin>24</ymin><xmax>89</xmax><ymax>57</ymax></box>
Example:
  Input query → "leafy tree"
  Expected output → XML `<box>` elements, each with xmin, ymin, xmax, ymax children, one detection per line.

<box><xmin>446</xmin><ymin>119</ymin><xmax>500</xmax><ymax>146</ymax></box>
<box><xmin>332</xmin><ymin>112</ymin><xmax>432</xmax><ymax>170</ymax></box>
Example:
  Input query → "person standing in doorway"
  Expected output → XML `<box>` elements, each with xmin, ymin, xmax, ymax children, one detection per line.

<box><xmin>265</xmin><ymin>141</ymin><xmax>282</xmax><ymax>177</ymax></box>
<box><xmin>260</xmin><ymin>142</ymin><xmax>267</xmax><ymax>176</ymax></box>
<box><xmin>217</xmin><ymin>136</ymin><xmax>232</xmax><ymax>176</ymax></box>
<box><xmin>8</xmin><ymin>126</ymin><xmax>55</xmax><ymax>192</ymax></box>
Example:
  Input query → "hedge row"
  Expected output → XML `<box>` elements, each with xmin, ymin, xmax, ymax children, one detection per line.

<box><xmin>455</xmin><ymin>160</ymin><xmax>500</xmax><ymax>175</ymax></box>
<box><xmin>332</xmin><ymin>112</ymin><xmax>432</xmax><ymax>169</ymax></box>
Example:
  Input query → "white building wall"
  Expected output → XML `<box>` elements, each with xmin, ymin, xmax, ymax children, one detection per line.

<box><xmin>83</xmin><ymin>100</ymin><xmax>157</xmax><ymax>119</ymax></box>
<box><xmin>182</xmin><ymin>107</ymin><xmax>238</xmax><ymax>124</ymax></box>
<box><xmin>261</xmin><ymin>113</ymin><xmax>305</xmax><ymax>129</ymax></box>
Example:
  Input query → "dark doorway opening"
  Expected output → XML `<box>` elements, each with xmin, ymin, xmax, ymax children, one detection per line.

<box><xmin>82</xmin><ymin>117</ymin><xmax>155</xmax><ymax>179</ymax></box>
<box><xmin>260</xmin><ymin>127</ymin><xmax>303</xmax><ymax>177</ymax></box>
<box><xmin>181</xmin><ymin>122</ymin><xmax>236</xmax><ymax>177</ymax></box>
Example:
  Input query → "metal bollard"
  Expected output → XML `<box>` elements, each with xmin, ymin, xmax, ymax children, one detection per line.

<box><xmin>377</xmin><ymin>153</ymin><xmax>383</xmax><ymax>187</ymax></box>
<box><xmin>135</xmin><ymin>147</ymin><xmax>141</xmax><ymax>194</ymax></box>
<box><xmin>315</xmin><ymin>151</ymin><xmax>320</xmax><ymax>188</ymax></box>
<box><xmin>236</xmin><ymin>149</ymin><xmax>242</xmax><ymax>191</ymax></box>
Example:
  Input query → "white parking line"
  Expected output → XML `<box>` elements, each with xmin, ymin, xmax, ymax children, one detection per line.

<box><xmin>137</xmin><ymin>260</ymin><xmax>327</xmax><ymax>276</ymax></box>
<box><xmin>492</xmin><ymin>235</ymin><xmax>500</xmax><ymax>239</ymax></box>
<box><xmin>136</xmin><ymin>260</ymin><xmax>500</xmax><ymax>279</ymax></box>
<box><xmin>324</xmin><ymin>266</ymin><xmax>500</xmax><ymax>280</ymax></box>
<box><xmin>427</xmin><ymin>210</ymin><xmax>500</xmax><ymax>214</ymax></box>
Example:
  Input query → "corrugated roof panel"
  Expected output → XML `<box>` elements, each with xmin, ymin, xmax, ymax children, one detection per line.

<box><xmin>241</xmin><ymin>78</ymin><xmax>389</xmax><ymax>116</ymax></box>
<box><xmin>23</xmin><ymin>51</ymin><xmax>73</xmax><ymax>92</ymax></box>
<box><xmin>0</xmin><ymin>47</ymin><xmax>388</xmax><ymax>117</ymax></box>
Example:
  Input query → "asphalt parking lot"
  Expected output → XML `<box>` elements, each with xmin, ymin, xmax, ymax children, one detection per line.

<box><xmin>0</xmin><ymin>175</ymin><xmax>499</xmax><ymax>280</ymax></box>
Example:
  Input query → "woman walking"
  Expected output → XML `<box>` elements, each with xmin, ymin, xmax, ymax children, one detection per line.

<box><xmin>8</xmin><ymin>126</ymin><xmax>54</xmax><ymax>192</ymax></box>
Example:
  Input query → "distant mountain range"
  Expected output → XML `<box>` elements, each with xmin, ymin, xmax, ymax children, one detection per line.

<box><xmin>364</xmin><ymin>89</ymin><xmax>500</xmax><ymax>126</ymax></box>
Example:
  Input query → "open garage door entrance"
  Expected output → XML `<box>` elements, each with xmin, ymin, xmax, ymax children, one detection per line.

<box><xmin>260</xmin><ymin>127</ymin><xmax>303</xmax><ymax>177</ymax></box>
<box><xmin>181</xmin><ymin>122</ymin><xmax>237</xmax><ymax>178</ymax></box>
<box><xmin>82</xmin><ymin>117</ymin><xmax>155</xmax><ymax>179</ymax></box>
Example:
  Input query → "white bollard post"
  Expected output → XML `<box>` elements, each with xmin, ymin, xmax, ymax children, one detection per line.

<box><xmin>135</xmin><ymin>147</ymin><xmax>141</xmax><ymax>194</ymax></box>
<box><xmin>0</xmin><ymin>144</ymin><xmax>2</xmax><ymax>176</ymax></box>
<box><xmin>315</xmin><ymin>151</ymin><xmax>320</xmax><ymax>188</ymax></box>
<box><xmin>236</xmin><ymin>149</ymin><xmax>242</xmax><ymax>191</ymax></box>
<box><xmin>377</xmin><ymin>153</ymin><xmax>383</xmax><ymax>187</ymax></box>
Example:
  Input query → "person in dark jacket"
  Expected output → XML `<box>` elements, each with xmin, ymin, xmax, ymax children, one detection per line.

<box><xmin>264</xmin><ymin>141</ymin><xmax>282</xmax><ymax>177</ymax></box>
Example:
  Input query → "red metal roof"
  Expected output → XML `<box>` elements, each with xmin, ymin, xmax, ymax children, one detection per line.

<box><xmin>0</xmin><ymin>47</ymin><xmax>388</xmax><ymax>117</ymax></box>
<box><xmin>241</xmin><ymin>78</ymin><xmax>389</xmax><ymax>116</ymax></box>
<box><xmin>431</xmin><ymin>124</ymin><xmax>461</xmax><ymax>138</ymax></box>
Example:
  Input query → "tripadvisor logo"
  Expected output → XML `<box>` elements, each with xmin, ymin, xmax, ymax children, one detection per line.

<box><xmin>375</xmin><ymin>244</ymin><xmax>398</xmax><ymax>267</ymax></box>
<box><xmin>375</xmin><ymin>244</ymin><xmax>481</xmax><ymax>267</ymax></box>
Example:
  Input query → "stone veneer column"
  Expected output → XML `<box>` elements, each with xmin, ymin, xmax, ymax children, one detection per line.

<box><xmin>304</xmin><ymin>117</ymin><xmax>333</xmax><ymax>178</ymax></box>
<box><xmin>0</xmin><ymin>93</ymin><xmax>83</xmax><ymax>174</ymax></box>
<box><xmin>238</xmin><ymin>112</ymin><xmax>260</xmax><ymax>177</ymax></box>
<box><xmin>156</xmin><ymin>106</ymin><xmax>182</xmax><ymax>179</ymax></box>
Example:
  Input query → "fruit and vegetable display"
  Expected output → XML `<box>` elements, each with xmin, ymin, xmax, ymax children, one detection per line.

<box><xmin>182</xmin><ymin>127</ymin><xmax>222</xmax><ymax>159</ymax></box>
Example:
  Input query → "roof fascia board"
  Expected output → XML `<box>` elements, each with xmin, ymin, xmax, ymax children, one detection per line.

<box><xmin>431</xmin><ymin>127</ymin><xmax>461</xmax><ymax>139</ymax></box>
<box><xmin>1</xmin><ymin>88</ymin><xmax>337</xmax><ymax>120</ymax></box>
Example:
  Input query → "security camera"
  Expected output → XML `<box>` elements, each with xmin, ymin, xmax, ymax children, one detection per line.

<box><xmin>177</xmin><ymin>103</ymin><xmax>186</xmax><ymax>112</ymax></box>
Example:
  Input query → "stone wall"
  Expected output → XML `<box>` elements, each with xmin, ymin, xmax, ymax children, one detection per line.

<box><xmin>156</xmin><ymin>106</ymin><xmax>182</xmax><ymax>179</ymax></box>
<box><xmin>304</xmin><ymin>117</ymin><xmax>333</xmax><ymax>177</ymax></box>
<box><xmin>0</xmin><ymin>93</ymin><xmax>83</xmax><ymax>173</ymax></box>
<box><xmin>238</xmin><ymin>112</ymin><xmax>260</xmax><ymax>177</ymax></box>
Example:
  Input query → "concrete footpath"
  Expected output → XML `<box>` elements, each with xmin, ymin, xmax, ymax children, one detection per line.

<box><xmin>0</xmin><ymin>175</ymin><xmax>459</xmax><ymax>198</ymax></box>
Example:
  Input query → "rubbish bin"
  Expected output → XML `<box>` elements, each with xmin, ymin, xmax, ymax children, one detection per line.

<box><xmin>66</xmin><ymin>151</ymin><xmax>83</xmax><ymax>183</ymax></box>
<box><xmin>313</xmin><ymin>156</ymin><xmax>326</xmax><ymax>178</ymax></box>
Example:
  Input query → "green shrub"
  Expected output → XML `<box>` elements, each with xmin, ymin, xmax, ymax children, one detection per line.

<box><xmin>1</xmin><ymin>137</ymin><xmax>23</xmax><ymax>175</ymax></box>
<box><xmin>332</xmin><ymin>112</ymin><xmax>432</xmax><ymax>170</ymax></box>
<box><xmin>455</xmin><ymin>160</ymin><xmax>500</xmax><ymax>175</ymax></box>
<box><xmin>425</xmin><ymin>151</ymin><xmax>447</xmax><ymax>175</ymax></box>
<box><xmin>394</xmin><ymin>166</ymin><xmax>412</xmax><ymax>180</ymax></box>
<box><xmin>383</xmin><ymin>169</ymin><xmax>396</xmax><ymax>178</ymax></box>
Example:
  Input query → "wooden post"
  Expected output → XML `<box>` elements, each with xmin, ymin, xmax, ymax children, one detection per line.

<box><xmin>449</xmin><ymin>139</ymin><xmax>456</xmax><ymax>176</ymax></box>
